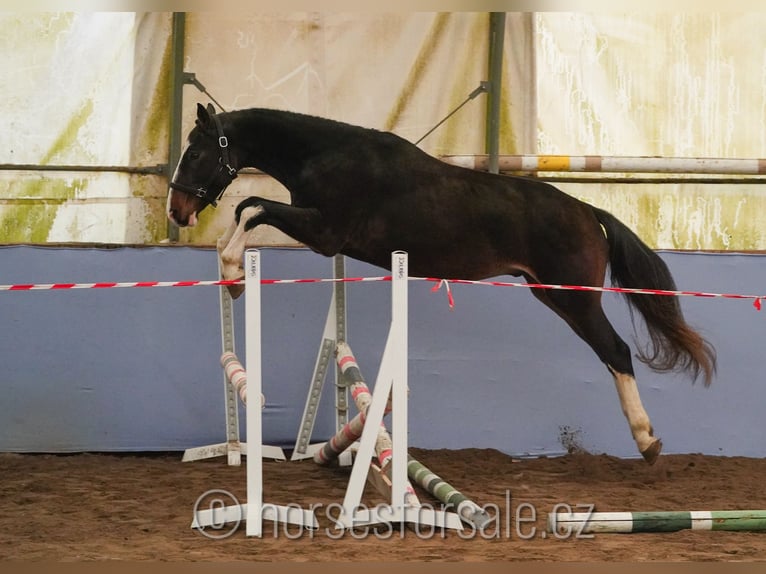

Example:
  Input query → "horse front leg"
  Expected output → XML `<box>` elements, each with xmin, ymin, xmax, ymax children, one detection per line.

<box><xmin>236</xmin><ymin>196</ymin><xmax>342</xmax><ymax>256</ymax></box>
<box><xmin>218</xmin><ymin>205</ymin><xmax>264</xmax><ymax>299</ymax></box>
<box><xmin>216</xmin><ymin>216</ymin><xmax>237</xmax><ymax>264</ymax></box>
<box><xmin>219</xmin><ymin>196</ymin><xmax>348</xmax><ymax>299</ymax></box>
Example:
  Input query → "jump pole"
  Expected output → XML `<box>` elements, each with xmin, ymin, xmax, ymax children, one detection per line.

<box><xmin>441</xmin><ymin>154</ymin><xmax>766</xmax><ymax>175</ymax></box>
<box><xmin>313</xmin><ymin>341</ymin><xmax>421</xmax><ymax>509</ymax></box>
<box><xmin>549</xmin><ymin>510</ymin><xmax>766</xmax><ymax>534</ymax></box>
<box><xmin>315</xmin><ymin>341</ymin><xmax>491</xmax><ymax>530</ymax></box>
<box><xmin>220</xmin><ymin>352</ymin><xmax>264</xmax><ymax>408</ymax></box>
<box><xmin>407</xmin><ymin>456</ymin><xmax>492</xmax><ymax>530</ymax></box>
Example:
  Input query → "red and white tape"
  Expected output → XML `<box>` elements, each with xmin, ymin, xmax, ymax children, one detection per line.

<box><xmin>0</xmin><ymin>276</ymin><xmax>763</xmax><ymax>310</ymax></box>
<box><xmin>0</xmin><ymin>279</ymin><xmax>244</xmax><ymax>291</ymax></box>
<box><xmin>422</xmin><ymin>277</ymin><xmax>766</xmax><ymax>311</ymax></box>
<box><xmin>0</xmin><ymin>276</ymin><xmax>392</xmax><ymax>291</ymax></box>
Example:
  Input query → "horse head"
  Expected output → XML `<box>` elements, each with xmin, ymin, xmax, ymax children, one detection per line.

<box><xmin>167</xmin><ymin>103</ymin><xmax>238</xmax><ymax>227</ymax></box>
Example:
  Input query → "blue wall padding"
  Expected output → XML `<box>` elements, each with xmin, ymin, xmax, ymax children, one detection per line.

<box><xmin>0</xmin><ymin>245</ymin><xmax>763</xmax><ymax>459</ymax></box>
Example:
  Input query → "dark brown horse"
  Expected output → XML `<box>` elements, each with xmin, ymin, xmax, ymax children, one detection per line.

<box><xmin>167</xmin><ymin>103</ymin><xmax>716</xmax><ymax>464</ymax></box>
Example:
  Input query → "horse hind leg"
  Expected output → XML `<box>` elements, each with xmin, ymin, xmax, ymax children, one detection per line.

<box><xmin>608</xmin><ymin>366</ymin><xmax>662</xmax><ymax>464</ymax></box>
<box><xmin>530</xmin><ymin>287</ymin><xmax>662</xmax><ymax>464</ymax></box>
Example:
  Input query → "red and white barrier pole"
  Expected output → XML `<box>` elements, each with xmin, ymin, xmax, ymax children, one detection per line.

<box><xmin>220</xmin><ymin>351</ymin><xmax>265</xmax><ymax>408</ymax></box>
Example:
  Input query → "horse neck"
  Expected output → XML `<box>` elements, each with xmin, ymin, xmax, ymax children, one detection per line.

<box><xmin>230</xmin><ymin>109</ymin><xmax>334</xmax><ymax>187</ymax></box>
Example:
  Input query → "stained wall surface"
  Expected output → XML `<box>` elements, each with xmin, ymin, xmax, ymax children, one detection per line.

<box><xmin>3</xmin><ymin>13</ymin><xmax>765</xmax><ymax>249</ymax></box>
<box><xmin>534</xmin><ymin>14</ymin><xmax>766</xmax><ymax>250</ymax></box>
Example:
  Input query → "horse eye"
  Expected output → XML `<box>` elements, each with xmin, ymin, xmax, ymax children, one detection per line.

<box><xmin>188</xmin><ymin>151</ymin><xmax>201</xmax><ymax>161</ymax></box>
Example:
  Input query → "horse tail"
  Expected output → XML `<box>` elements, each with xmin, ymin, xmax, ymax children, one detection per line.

<box><xmin>592</xmin><ymin>207</ymin><xmax>716</xmax><ymax>386</ymax></box>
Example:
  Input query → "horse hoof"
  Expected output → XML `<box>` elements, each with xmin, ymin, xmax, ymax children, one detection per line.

<box><xmin>226</xmin><ymin>283</ymin><xmax>245</xmax><ymax>300</ymax></box>
<box><xmin>641</xmin><ymin>439</ymin><xmax>662</xmax><ymax>465</ymax></box>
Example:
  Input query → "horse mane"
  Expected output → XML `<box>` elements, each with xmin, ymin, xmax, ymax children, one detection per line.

<box><xmin>229</xmin><ymin>107</ymin><xmax>412</xmax><ymax>156</ymax></box>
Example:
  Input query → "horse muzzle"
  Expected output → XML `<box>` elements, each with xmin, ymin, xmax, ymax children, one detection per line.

<box><xmin>167</xmin><ymin>188</ymin><xmax>201</xmax><ymax>227</ymax></box>
<box><xmin>167</xmin><ymin>208</ymin><xmax>199</xmax><ymax>228</ymax></box>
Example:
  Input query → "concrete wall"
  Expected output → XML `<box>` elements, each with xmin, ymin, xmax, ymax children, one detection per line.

<box><xmin>1</xmin><ymin>245</ymin><xmax>764</xmax><ymax>459</ymax></box>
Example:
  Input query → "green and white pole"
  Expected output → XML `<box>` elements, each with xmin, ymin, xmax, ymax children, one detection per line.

<box><xmin>407</xmin><ymin>456</ymin><xmax>492</xmax><ymax>530</ymax></box>
<box><xmin>549</xmin><ymin>510</ymin><xmax>766</xmax><ymax>534</ymax></box>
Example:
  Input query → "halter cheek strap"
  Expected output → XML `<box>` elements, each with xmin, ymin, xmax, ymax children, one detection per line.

<box><xmin>169</xmin><ymin>114</ymin><xmax>238</xmax><ymax>208</ymax></box>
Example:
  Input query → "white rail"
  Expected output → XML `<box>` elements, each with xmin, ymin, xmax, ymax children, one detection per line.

<box><xmin>441</xmin><ymin>154</ymin><xmax>766</xmax><ymax>175</ymax></box>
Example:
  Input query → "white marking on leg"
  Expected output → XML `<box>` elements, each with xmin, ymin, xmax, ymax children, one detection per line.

<box><xmin>220</xmin><ymin>206</ymin><xmax>264</xmax><ymax>287</ymax></box>
<box><xmin>610</xmin><ymin>370</ymin><xmax>656</xmax><ymax>454</ymax></box>
<box><xmin>216</xmin><ymin>217</ymin><xmax>238</xmax><ymax>257</ymax></box>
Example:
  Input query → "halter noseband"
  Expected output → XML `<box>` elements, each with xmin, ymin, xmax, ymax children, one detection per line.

<box><xmin>169</xmin><ymin>114</ymin><xmax>237</xmax><ymax>208</ymax></box>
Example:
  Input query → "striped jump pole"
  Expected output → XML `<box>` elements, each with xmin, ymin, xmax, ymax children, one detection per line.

<box><xmin>441</xmin><ymin>154</ymin><xmax>766</xmax><ymax>175</ymax></box>
<box><xmin>314</xmin><ymin>342</ymin><xmax>420</xmax><ymax>507</ymax></box>
<box><xmin>220</xmin><ymin>351</ymin><xmax>264</xmax><ymax>408</ymax></box>
<box><xmin>407</xmin><ymin>457</ymin><xmax>492</xmax><ymax>531</ymax></box>
<box><xmin>312</xmin><ymin>342</ymin><xmax>393</xmax><ymax>464</ymax></box>
<box><xmin>549</xmin><ymin>510</ymin><xmax>766</xmax><ymax>534</ymax></box>
<box><xmin>367</xmin><ymin>418</ymin><xmax>421</xmax><ymax>510</ymax></box>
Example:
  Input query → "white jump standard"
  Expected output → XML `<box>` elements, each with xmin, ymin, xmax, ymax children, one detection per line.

<box><xmin>290</xmin><ymin>255</ymin><xmax>351</xmax><ymax>464</ymax></box>
<box><xmin>192</xmin><ymin>249</ymin><xmax>487</xmax><ymax>536</ymax></box>
<box><xmin>182</xmin><ymin>257</ymin><xmax>284</xmax><ymax>465</ymax></box>
<box><xmin>330</xmin><ymin>251</ymin><xmax>466</xmax><ymax>532</ymax></box>
<box><xmin>191</xmin><ymin>249</ymin><xmax>318</xmax><ymax>537</ymax></box>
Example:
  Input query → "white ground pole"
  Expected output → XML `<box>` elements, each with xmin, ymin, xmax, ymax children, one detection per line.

<box><xmin>290</xmin><ymin>255</ymin><xmax>352</xmax><ymax>466</ymax></box>
<box><xmin>182</xmin><ymin>260</ymin><xmax>285</xmax><ymax>465</ymax></box>
<box><xmin>335</xmin><ymin>251</ymin><xmax>463</xmax><ymax>531</ymax></box>
<box><xmin>191</xmin><ymin>249</ymin><xmax>318</xmax><ymax>537</ymax></box>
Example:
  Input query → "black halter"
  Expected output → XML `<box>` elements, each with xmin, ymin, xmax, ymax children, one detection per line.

<box><xmin>169</xmin><ymin>114</ymin><xmax>237</xmax><ymax>208</ymax></box>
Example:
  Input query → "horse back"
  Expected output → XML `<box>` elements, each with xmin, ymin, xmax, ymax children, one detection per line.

<box><xmin>303</xmin><ymin>137</ymin><xmax>604</xmax><ymax>278</ymax></box>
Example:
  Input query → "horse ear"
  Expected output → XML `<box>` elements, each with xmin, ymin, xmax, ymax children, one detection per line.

<box><xmin>196</xmin><ymin>102</ymin><xmax>212</xmax><ymax>127</ymax></box>
<box><xmin>206</xmin><ymin>103</ymin><xmax>216</xmax><ymax>116</ymax></box>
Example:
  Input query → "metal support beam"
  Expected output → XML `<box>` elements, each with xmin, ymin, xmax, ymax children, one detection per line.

<box><xmin>0</xmin><ymin>164</ymin><xmax>165</xmax><ymax>174</ymax></box>
<box><xmin>167</xmin><ymin>12</ymin><xmax>186</xmax><ymax>243</ymax></box>
<box><xmin>486</xmin><ymin>12</ymin><xmax>506</xmax><ymax>175</ymax></box>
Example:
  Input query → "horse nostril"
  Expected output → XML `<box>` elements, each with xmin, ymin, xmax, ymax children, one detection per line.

<box><xmin>168</xmin><ymin>209</ymin><xmax>187</xmax><ymax>226</ymax></box>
